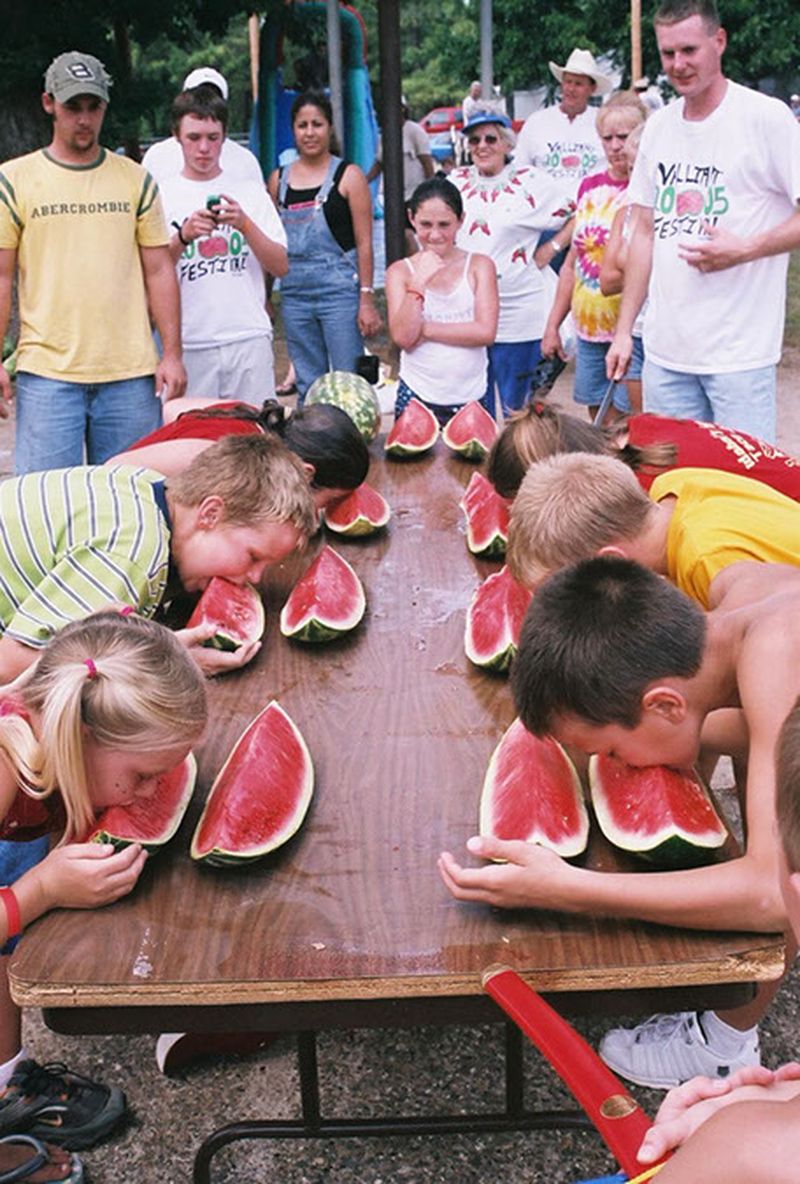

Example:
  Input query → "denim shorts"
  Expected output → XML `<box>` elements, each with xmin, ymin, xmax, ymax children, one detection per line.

<box><xmin>573</xmin><ymin>336</ymin><xmax>644</xmax><ymax>414</ymax></box>
<box><xmin>0</xmin><ymin>835</ymin><xmax>49</xmax><ymax>955</ymax></box>
<box><xmin>394</xmin><ymin>378</ymin><xmax>495</xmax><ymax>426</ymax></box>
<box><xmin>642</xmin><ymin>360</ymin><xmax>776</xmax><ymax>444</ymax></box>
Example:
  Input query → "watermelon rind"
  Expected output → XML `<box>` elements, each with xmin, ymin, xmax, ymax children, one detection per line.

<box><xmin>385</xmin><ymin>398</ymin><xmax>440</xmax><ymax>458</ymax></box>
<box><xmin>479</xmin><ymin>719</ymin><xmax>588</xmax><ymax>858</ymax></box>
<box><xmin>323</xmin><ymin>483</ymin><xmax>391</xmax><ymax>538</ymax></box>
<box><xmin>88</xmin><ymin>754</ymin><xmax>197</xmax><ymax>854</ymax></box>
<box><xmin>190</xmin><ymin>701</ymin><xmax>314</xmax><ymax>867</ymax></box>
<box><xmin>461</xmin><ymin>472</ymin><xmax>510</xmax><ymax>558</ymax></box>
<box><xmin>279</xmin><ymin>545</ymin><xmax>366</xmax><ymax>643</ymax></box>
<box><xmin>442</xmin><ymin>401</ymin><xmax>498</xmax><ymax>462</ymax></box>
<box><xmin>589</xmin><ymin>754</ymin><xmax>728</xmax><ymax>869</ymax></box>
<box><xmin>305</xmin><ymin>370</ymin><xmax>381</xmax><ymax>442</ymax></box>
<box><xmin>186</xmin><ymin>578</ymin><xmax>265</xmax><ymax>652</ymax></box>
<box><xmin>465</xmin><ymin>566</ymin><xmax>532</xmax><ymax>673</ymax></box>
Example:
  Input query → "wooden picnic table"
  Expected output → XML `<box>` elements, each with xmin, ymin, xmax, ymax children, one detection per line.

<box><xmin>8</xmin><ymin>441</ymin><xmax>785</xmax><ymax>1180</ymax></box>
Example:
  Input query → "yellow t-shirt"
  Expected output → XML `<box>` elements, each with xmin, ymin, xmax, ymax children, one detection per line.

<box><xmin>0</xmin><ymin>148</ymin><xmax>168</xmax><ymax>382</ymax></box>
<box><xmin>651</xmin><ymin>467</ymin><xmax>800</xmax><ymax>608</ymax></box>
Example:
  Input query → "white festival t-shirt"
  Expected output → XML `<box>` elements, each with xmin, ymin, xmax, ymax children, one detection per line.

<box><xmin>160</xmin><ymin>168</ymin><xmax>286</xmax><ymax>349</ymax></box>
<box><xmin>627</xmin><ymin>81</ymin><xmax>800</xmax><ymax>373</ymax></box>
<box><xmin>452</xmin><ymin>163</ymin><xmax>569</xmax><ymax>341</ymax></box>
<box><xmin>142</xmin><ymin>137</ymin><xmax>264</xmax><ymax>186</ymax></box>
<box><xmin>513</xmin><ymin>105</ymin><xmax>603</xmax><ymax>206</ymax></box>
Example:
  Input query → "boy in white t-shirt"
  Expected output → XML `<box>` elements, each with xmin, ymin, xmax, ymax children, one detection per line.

<box><xmin>606</xmin><ymin>0</ymin><xmax>800</xmax><ymax>443</ymax></box>
<box><xmin>160</xmin><ymin>87</ymin><xmax>288</xmax><ymax>405</ymax></box>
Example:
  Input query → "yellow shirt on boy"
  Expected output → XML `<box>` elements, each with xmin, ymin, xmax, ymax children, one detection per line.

<box><xmin>651</xmin><ymin>467</ymin><xmax>800</xmax><ymax>609</ymax></box>
<box><xmin>0</xmin><ymin>148</ymin><xmax>167</xmax><ymax>382</ymax></box>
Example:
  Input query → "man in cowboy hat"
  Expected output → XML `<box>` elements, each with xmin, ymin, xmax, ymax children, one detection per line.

<box><xmin>514</xmin><ymin>48</ymin><xmax>612</xmax><ymax>267</ymax></box>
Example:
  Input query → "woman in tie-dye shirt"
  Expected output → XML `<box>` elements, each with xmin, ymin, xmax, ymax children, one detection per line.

<box><xmin>542</xmin><ymin>93</ymin><xmax>647</xmax><ymax>421</ymax></box>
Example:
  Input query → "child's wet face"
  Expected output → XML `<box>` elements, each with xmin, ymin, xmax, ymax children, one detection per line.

<box><xmin>176</xmin><ymin>520</ymin><xmax>302</xmax><ymax>592</ymax></box>
<box><xmin>85</xmin><ymin>741</ymin><xmax>192</xmax><ymax>811</ymax></box>
<box><xmin>552</xmin><ymin>709</ymin><xmax>703</xmax><ymax>771</ymax></box>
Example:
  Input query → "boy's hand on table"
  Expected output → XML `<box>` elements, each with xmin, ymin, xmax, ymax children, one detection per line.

<box><xmin>176</xmin><ymin>622</ymin><xmax>261</xmax><ymax>676</ymax></box>
<box><xmin>438</xmin><ymin>835</ymin><xmax>572</xmax><ymax>910</ymax></box>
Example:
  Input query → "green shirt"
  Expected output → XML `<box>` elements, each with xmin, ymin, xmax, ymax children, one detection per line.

<box><xmin>0</xmin><ymin>464</ymin><xmax>170</xmax><ymax>647</ymax></box>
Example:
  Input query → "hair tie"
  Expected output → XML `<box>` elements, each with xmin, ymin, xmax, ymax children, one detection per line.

<box><xmin>533</xmin><ymin>401</ymin><xmax>546</xmax><ymax>416</ymax></box>
<box><xmin>84</xmin><ymin>658</ymin><xmax>98</xmax><ymax>680</ymax></box>
<box><xmin>119</xmin><ymin>605</ymin><xmax>135</xmax><ymax>617</ymax></box>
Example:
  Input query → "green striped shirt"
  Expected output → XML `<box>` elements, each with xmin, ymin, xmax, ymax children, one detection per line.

<box><xmin>0</xmin><ymin>464</ymin><xmax>170</xmax><ymax>647</ymax></box>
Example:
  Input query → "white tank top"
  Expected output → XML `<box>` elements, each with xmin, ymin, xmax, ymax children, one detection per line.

<box><xmin>399</xmin><ymin>254</ymin><xmax>488</xmax><ymax>406</ymax></box>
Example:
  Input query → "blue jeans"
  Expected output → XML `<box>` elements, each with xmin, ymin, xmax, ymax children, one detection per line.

<box><xmin>642</xmin><ymin>360</ymin><xmax>777</xmax><ymax>444</ymax></box>
<box><xmin>15</xmin><ymin>372</ymin><xmax>162</xmax><ymax>475</ymax></box>
<box><xmin>487</xmin><ymin>340</ymin><xmax>543</xmax><ymax>417</ymax></box>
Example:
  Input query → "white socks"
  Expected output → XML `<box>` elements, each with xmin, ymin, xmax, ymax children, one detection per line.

<box><xmin>0</xmin><ymin>1047</ymin><xmax>27</xmax><ymax>1090</ymax></box>
<box><xmin>699</xmin><ymin>1010</ymin><xmax>758</xmax><ymax>1054</ymax></box>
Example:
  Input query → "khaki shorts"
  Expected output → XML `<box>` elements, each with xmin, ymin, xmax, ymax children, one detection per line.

<box><xmin>184</xmin><ymin>335</ymin><xmax>275</xmax><ymax>407</ymax></box>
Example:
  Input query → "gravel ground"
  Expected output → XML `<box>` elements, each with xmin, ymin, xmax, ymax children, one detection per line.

<box><xmin>3</xmin><ymin>330</ymin><xmax>800</xmax><ymax>1184</ymax></box>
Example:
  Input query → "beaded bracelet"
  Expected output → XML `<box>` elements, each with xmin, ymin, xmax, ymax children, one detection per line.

<box><xmin>0</xmin><ymin>887</ymin><xmax>22</xmax><ymax>940</ymax></box>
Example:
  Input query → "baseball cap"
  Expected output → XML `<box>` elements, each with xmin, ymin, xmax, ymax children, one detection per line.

<box><xmin>183</xmin><ymin>67</ymin><xmax>229</xmax><ymax>99</ymax></box>
<box><xmin>44</xmin><ymin>51</ymin><xmax>111</xmax><ymax>103</ymax></box>
<box><xmin>463</xmin><ymin>110</ymin><xmax>512</xmax><ymax>133</ymax></box>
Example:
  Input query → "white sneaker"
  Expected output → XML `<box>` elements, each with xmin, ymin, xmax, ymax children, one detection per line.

<box><xmin>599</xmin><ymin>1011</ymin><xmax>760</xmax><ymax>1089</ymax></box>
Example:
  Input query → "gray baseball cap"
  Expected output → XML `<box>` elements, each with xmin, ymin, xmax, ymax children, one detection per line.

<box><xmin>44</xmin><ymin>51</ymin><xmax>111</xmax><ymax>103</ymax></box>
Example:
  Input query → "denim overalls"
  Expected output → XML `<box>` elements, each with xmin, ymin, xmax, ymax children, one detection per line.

<box><xmin>278</xmin><ymin>157</ymin><xmax>363</xmax><ymax>399</ymax></box>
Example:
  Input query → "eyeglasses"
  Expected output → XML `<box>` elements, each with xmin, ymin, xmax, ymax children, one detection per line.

<box><xmin>467</xmin><ymin>132</ymin><xmax>500</xmax><ymax>146</ymax></box>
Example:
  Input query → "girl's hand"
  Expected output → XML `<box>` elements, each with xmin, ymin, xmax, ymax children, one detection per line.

<box><xmin>541</xmin><ymin>323</ymin><xmax>567</xmax><ymax>361</ymax></box>
<box><xmin>175</xmin><ymin>622</ymin><xmax>261</xmax><ymax>676</ymax></box>
<box><xmin>412</xmin><ymin>250</ymin><xmax>447</xmax><ymax>286</ymax></box>
<box><xmin>358</xmin><ymin>294</ymin><xmax>383</xmax><ymax>337</ymax></box>
<box><xmin>36</xmin><ymin>842</ymin><xmax>147</xmax><ymax>912</ymax></box>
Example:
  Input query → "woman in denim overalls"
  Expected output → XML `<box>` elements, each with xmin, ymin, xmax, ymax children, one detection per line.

<box><xmin>268</xmin><ymin>93</ymin><xmax>381</xmax><ymax>400</ymax></box>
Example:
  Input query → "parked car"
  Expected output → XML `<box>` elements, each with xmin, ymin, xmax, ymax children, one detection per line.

<box><xmin>420</xmin><ymin>106</ymin><xmax>462</xmax><ymax>135</ymax></box>
<box><xmin>429</xmin><ymin>130</ymin><xmax>457</xmax><ymax>164</ymax></box>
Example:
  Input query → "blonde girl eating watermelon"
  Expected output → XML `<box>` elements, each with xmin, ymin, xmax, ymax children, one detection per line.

<box><xmin>0</xmin><ymin>612</ymin><xmax>207</xmax><ymax>1181</ymax></box>
<box><xmin>386</xmin><ymin>177</ymin><xmax>498</xmax><ymax>426</ymax></box>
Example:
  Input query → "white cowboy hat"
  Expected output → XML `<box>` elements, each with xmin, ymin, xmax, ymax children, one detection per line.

<box><xmin>549</xmin><ymin>48</ymin><xmax>613</xmax><ymax>95</ymax></box>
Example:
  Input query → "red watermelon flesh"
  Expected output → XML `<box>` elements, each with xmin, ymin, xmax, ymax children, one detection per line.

<box><xmin>385</xmin><ymin>398</ymin><xmax>440</xmax><ymax>457</ymax></box>
<box><xmin>442</xmin><ymin>401</ymin><xmax>498</xmax><ymax>461</ymax></box>
<box><xmin>88</xmin><ymin>754</ymin><xmax>197</xmax><ymax>853</ymax></box>
<box><xmin>461</xmin><ymin>471</ymin><xmax>511</xmax><ymax>558</ymax></box>
<box><xmin>480</xmin><ymin>719</ymin><xmax>588</xmax><ymax>858</ymax></box>
<box><xmin>279</xmin><ymin>544</ymin><xmax>366</xmax><ymax>642</ymax></box>
<box><xmin>323</xmin><ymin>482</ymin><xmax>391</xmax><ymax>537</ymax></box>
<box><xmin>186</xmin><ymin>577</ymin><xmax>265</xmax><ymax>651</ymax></box>
<box><xmin>190</xmin><ymin>701</ymin><xmax>314</xmax><ymax>866</ymax></box>
<box><xmin>589</xmin><ymin>754</ymin><xmax>728</xmax><ymax>869</ymax></box>
<box><xmin>465</xmin><ymin>565</ymin><xmax>532</xmax><ymax>673</ymax></box>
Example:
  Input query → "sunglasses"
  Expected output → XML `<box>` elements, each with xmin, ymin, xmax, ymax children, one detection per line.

<box><xmin>467</xmin><ymin>132</ymin><xmax>500</xmax><ymax>146</ymax></box>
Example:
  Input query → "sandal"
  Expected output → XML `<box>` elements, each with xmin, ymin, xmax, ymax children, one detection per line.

<box><xmin>0</xmin><ymin>1135</ymin><xmax>83</xmax><ymax>1184</ymax></box>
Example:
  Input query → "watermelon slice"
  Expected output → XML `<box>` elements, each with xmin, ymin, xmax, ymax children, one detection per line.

<box><xmin>305</xmin><ymin>370</ymin><xmax>381</xmax><ymax>442</ymax></box>
<box><xmin>442</xmin><ymin>401</ymin><xmax>498</xmax><ymax>462</ymax></box>
<box><xmin>191</xmin><ymin>701</ymin><xmax>314</xmax><ymax>866</ymax></box>
<box><xmin>480</xmin><ymin>719</ymin><xmax>588</xmax><ymax>858</ymax></box>
<box><xmin>589</xmin><ymin>754</ymin><xmax>728</xmax><ymax>869</ymax></box>
<box><xmin>461</xmin><ymin>471</ymin><xmax>511</xmax><ymax>558</ymax></box>
<box><xmin>87</xmin><ymin>754</ymin><xmax>197</xmax><ymax>853</ymax></box>
<box><xmin>323</xmin><ymin>482</ymin><xmax>391</xmax><ymax>537</ymax></box>
<box><xmin>465</xmin><ymin>565</ymin><xmax>532</xmax><ymax>673</ymax></box>
<box><xmin>186</xmin><ymin>577</ymin><xmax>265</xmax><ymax>652</ymax></box>
<box><xmin>385</xmin><ymin>398</ymin><xmax>440</xmax><ymax>458</ymax></box>
<box><xmin>279</xmin><ymin>544</ymin><xmax>366</xmax><ymax>643</ymax></box>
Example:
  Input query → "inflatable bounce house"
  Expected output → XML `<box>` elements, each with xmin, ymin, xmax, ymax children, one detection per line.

<box><xmin>250</xmin><ymin>2</ymin><xmax>380</xmax><ymax>181</ymax></box>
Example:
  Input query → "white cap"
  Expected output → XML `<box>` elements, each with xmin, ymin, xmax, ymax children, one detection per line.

<box><xmin>183</xmin><ymin>67</ymin><xmax>228</xmax><ymax>99</ymax></box>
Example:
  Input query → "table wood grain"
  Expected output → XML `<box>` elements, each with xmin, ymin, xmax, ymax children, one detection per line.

<box><xmin>9</xmin><ymin>444</ymin><xmax>785</xmax><ymax>1016</ymax></box>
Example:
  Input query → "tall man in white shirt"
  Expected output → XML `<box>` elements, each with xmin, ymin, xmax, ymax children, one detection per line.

<box><xmin>606</xmin><ymin>0</ymin><xmax>800</xmax><ymax>443</ymax></box>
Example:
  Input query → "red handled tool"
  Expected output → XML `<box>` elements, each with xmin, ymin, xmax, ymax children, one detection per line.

<box><xmin>483</xmin><ymin>965</ymin><xmax>671</xmax><ymax>1180</ymax></box>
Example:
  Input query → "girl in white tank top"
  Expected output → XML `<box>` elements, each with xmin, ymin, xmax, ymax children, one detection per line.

<box><xmin>385</xmin><ymin>177</ymin><xmax>499</xmax><ymax>424</ymax></box>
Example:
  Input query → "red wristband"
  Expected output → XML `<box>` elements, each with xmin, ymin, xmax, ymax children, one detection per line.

<box><xmin>0</xmin><ymin>887</ymin><xmax>21</xmax><ymax>940</ymax></box>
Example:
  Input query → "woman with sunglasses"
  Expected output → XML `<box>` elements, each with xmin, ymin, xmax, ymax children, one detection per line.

<box><xmin>449</xmin><ymin>111</ymin><xmax>571</xmax><ymax>416</ymax></box>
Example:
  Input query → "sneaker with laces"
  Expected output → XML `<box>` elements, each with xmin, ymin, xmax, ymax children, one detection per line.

<box><xmin>599</xmin><ymin>1011</ymin><xmax>761</xmax><ymax>1089</ymax></box>
<box><xmin>0</xmin><ymin>1059</ymin><xmax>127</xmax><ymax>1150</ymax></box>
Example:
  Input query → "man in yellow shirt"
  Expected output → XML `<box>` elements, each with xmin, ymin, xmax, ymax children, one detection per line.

<box><xmin>0</xmin><ymin>51</ymin><xmax>186</xmax><ymax>474</ymax></box>
<box><xmin>507</xmin><ymin>452</ymin><xmax>800</xmax><ymax>608</ymax></box>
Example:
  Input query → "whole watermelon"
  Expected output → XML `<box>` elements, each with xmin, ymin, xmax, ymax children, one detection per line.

<box><xmin>305</xmin><ymin>370</ymin><xmax>381</xmax><ymax>443</ymax></box>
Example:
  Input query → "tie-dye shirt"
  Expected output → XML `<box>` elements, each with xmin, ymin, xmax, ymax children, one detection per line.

<box><xmin>571</xmin><ymin>170</ymin><xmax>628</xmax><ymax>342</ymax></box>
